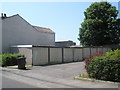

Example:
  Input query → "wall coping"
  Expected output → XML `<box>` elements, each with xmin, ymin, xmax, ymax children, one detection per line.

<box><xmin>11</xmin><ymin>45</ymin><xmax>32</xmax><ymax>48</ymax></box>
<box><xmin>11</xmin><ymin>45</ymin><xmax>120</xmax><ymax>48</ymax></box>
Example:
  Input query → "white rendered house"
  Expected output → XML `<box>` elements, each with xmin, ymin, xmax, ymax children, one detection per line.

<box><xmin>1</xmin><ymin>14</ymin><xmax>55</xmax><ymax>53</ymax></box>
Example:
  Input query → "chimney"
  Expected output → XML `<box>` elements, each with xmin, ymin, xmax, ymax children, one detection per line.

<box><xmin>1</xmin><ymin>13</ymin><xmax>4</xmax><ymax>18</ymax></box>
<box><xmin>1</xmin><ymin>13</ymin><xmax>7</xmax><ymax>19</ymax></box>
<box><xmin>4</xmin><ymin>14</ymin><xmax>7</xmax><ymax>18</ymax></box>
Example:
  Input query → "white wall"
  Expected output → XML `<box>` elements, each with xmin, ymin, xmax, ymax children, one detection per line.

<box><xmin>33</xmin><ymin>47</ymin><xmax>48</xmax><ymax>65</ymax></box>
<box><xmin>74</xmin><ymin>48</ymin><xmax>83</xmax><ymax>61</ymax></box>
<box><xmin>2</xmin><ymin>15</ymin><xmax>55</xmax><ymax>53</ymax></box>
<box><xmin>103</xmin><ymin>48</ymin><xmax>109</xmax><ymax>53</ymax></box>
<box><xmin>0</xmin><ymin>18</ymin><xmax>2</xmax><ymax>54</ymax></box>
<box><xmin>98</xmin><ymin>48</ymin><xmax>103</xmax><ymax>53</ymax></box>
<box><xmin>91</xmin><ymin>48</ymin><xmax>97</xmax><ymax>55</ymax></box>
<box><xmin>17</xmin><ymin>46</ymin><xmax>112</xmax><ymax>66</ymax></box>
<box><xmin>83</xmin><ymin>48</ymin><xmax>90</xmax><ymax>57</ymax></box>
<box><xmin>50</xmin><ymin>48</ymin><xmax>62</xmax><ymax>64</ymax></box>
<box><xmin>64</xmin><ymin>48</ymin><xmax>73</xmax><ymax>62</ymax></box>
<box><xmin>11</xmin><ymin>47</ymin><xmax>32</xmax><ymax>65</ymax></box>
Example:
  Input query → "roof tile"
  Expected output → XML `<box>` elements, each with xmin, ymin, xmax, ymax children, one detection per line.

<box><xmin>33</xmin><ymin>26</ymin><xmax>55</xmax><ymax>34</ymax></box>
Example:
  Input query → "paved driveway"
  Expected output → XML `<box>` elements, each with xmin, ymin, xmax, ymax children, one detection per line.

<box><xmin>29</xmin><ymin>61</ymin><xmax>86</xmax><ymax>79</ymax></box>
<box><xmin>2</xmin><ymin>62</ymin><xmax>119</xmax><ymax>88</ymax></box>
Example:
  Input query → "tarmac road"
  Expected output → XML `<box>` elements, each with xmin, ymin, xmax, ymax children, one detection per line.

<box><xmin>2</xmin><ymin>76</ymin><xmax>38</xmax><ymax>88</ymax></box>
<box><xmin>1</xmin><ymin>62</ymin><xmax>119</xmax><ymax>89</ymax></box>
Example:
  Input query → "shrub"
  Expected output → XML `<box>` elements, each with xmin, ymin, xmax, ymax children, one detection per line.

<box><xmin>84</xmin><ymin>52</ymin><xmax>104</xmax><ymax>73</ymax></box>
<box><xmin>0</xmin><ymin>55</ymin><xmax>2</xmax><ymax>66</ymax></box>
<box><xmin>0</xmin><ymin>53</ymin><xmax>24</xmax><ymax>67</ymax></box>
<box><xmin>87</xmin><ymin>49</ymin><xmax>120</xmax><ymax>82</ymax></box>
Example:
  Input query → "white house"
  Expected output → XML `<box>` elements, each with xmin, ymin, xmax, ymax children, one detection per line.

<box><xmin>1</xmin><ymin>14</ymin><xmax>55</xmax><ymax>53</ymax></box>
<box><xmin>0</xmin><ymin>18</ymin><xmax>2</xmax><ymax>54</ymax></box>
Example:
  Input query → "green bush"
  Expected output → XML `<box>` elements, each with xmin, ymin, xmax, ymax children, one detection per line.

<box><xmin>0</xmin><ymin>53</ymin><xmax>24</xmax><ymax>67</ymax></box>
<box><xmin>0</xmin><ymin>55</ymin><xmax>2</xmax><ymax>66</ymax></box>
<box><xmin>87</xmin><ymin>49</ymin><xmax>120</xmax><ymax>82</ymax></box>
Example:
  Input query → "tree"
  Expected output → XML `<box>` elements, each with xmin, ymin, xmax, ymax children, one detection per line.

<box><xmin>78</xmin><ymin>1</ymin><xmax>119</xmax><ymax>46</ymax></box>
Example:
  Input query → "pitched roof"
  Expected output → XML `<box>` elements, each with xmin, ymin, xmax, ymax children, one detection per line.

<box><xmin>33</xmin><ymin>26</ymin><xmax>55</xmax><ymax>34</ymax></box>
<box><xmin>1</xmin><ymin>14</ymin><xmax>55</xmax><ymax>34</ymax></box>
<box><xmin>1</xmin><ymin>14</ymin><xmax>19</xmax><ymax>20</ymax></box>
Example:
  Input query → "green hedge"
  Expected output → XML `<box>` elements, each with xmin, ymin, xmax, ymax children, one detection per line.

<box><xmin>0</xmin><ymin>53</ymin><xmax>24</xmax><ymax>67</ymax></box>
<box><xmin>87</xmin><ymin>49</ymin><xmax>120</xmax><ymax>82</ymax></box>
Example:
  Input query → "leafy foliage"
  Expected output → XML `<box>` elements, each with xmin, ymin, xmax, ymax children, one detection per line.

<box><xmin>78</xmin><ymin>2</ymin><xmax>119</xmax><ymax>46</ymax></box>
<box><xmin>0</xmin><ymin>53</ymin><xmax>24</xmax><ymax>67</ymax></box>
<box><xmin>86</xmin><ymin>49</ymin><xmax>120</xmax><ymax>82</ymax></box>
<box><xmin>84</xmin><ymin>52</ymin><xmax>104</xmax><ymax>73</ymax></box>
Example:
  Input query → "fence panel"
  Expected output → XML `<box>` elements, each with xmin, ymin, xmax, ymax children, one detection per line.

<box><xmin>73</xmin><ymin>48</ymin><xmax>83</xmax><ymax>61</ymax></box>
<box><xmin>83</xmin><ymin>48</ymin><xmax>90</xmax><ymax>57</ymax></box>
<box><xmin>33</xmin><ymin>47</ymin><xmax>48</xmax><ymax>65</ymax></box>
<box><xmin>103</xmin><ymin>48</ymin><xmax>110</xmax><ymax>53</ymax></box>
<box><xmin>107</xmin><ymin>48</ymin><xmax>112</xmax><ymax>52</ymax></box>
<box><xmin>91</xmin><ymin>48</ymin><xmax>97</xmax><ymax>55</ymax></box>
<box><xmin>64</xmin><ymin>48</ymin><xmax>73</xmax><ymax>62</ymax></box>
<box><xmin>50</xmin><ymin>48</ymin><xmax>62</xmax><ymax>64</ymax></box>
<box><xmin>11</xmin><ymin>46</ymin><xmax>114</xmax><ymax>66</ymax></box>
<box><xmin>98</xmin><ymin>48</ymin><xmax>103</xmax><ymax>53</ymax></box>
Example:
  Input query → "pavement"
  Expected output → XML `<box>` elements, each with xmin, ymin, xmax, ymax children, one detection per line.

<box><xmin>1</xmin><ymin>62</ymin><xmax>120</xmax><ymax>88</ymax></box>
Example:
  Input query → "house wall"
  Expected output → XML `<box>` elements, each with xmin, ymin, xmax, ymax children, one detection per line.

<box><xmin>0</xmin><ymin>18</ymin><xmax>2</xmax><ymax>54</ymax></box>
<box><xmin>2</xmin><ymin>15</ymin><xmax>55</xmax><ymax>53</ymax></box>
